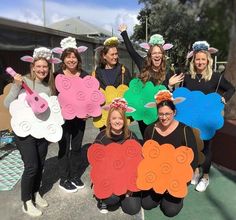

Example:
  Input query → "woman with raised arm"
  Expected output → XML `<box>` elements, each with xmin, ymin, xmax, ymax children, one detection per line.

<box><xmin>119</xmin><ymin>24</ymin><xmax>184</xmax><ymax>137</ymax></box>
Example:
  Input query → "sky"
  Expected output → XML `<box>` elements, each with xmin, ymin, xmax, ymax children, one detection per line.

<box><xmin>0</xmin><ymin>0</ymin><xmax>143</xmax><ymax>36</ymax></box>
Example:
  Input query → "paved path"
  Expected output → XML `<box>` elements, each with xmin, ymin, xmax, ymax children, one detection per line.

<box><xmin>0</xmin><ymin>119</ymin><xmax>143</xmax><ymax>220</ymax></box>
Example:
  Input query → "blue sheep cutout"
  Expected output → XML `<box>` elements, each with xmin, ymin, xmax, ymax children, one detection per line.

<box><xmin>173</xmin><ymin>87</ymin><xmax>224</xmax><ymax>140</ymax></box>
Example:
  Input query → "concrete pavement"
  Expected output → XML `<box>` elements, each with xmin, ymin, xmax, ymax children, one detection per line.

<box><xmin>0</xmin><ymin>119</ymin><xmax>143</xmax><ymax>220</ymax></box>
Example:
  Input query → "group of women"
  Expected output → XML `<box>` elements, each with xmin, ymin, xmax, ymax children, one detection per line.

<box><xmin>3</xmin><ymin>23</ymin><xmax>235</xmax><ymax>218</ymax></box>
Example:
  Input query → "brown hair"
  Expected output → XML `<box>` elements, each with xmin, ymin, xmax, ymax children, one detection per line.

<box><xmin>60</xmin><ymin>48</ymin><xmax>82</xmax><ymax>72</ymax></box>
<box><xmin>139</xmin><ymin>45</ymin><xmax>166</xmax><ymax>84</ymax></box>
<box><xmin>29</xmin><ymin>57</ymin><xmax>56</xmax><ymax>95</ymax></box>
<box><xmin>98</xmin><ymin>46</ymin><xmax>119</xmax><ymax>69</ymax></box>
<box><xmin>105</xmin><ymin>107</ymin><xmax>130</xmax><ymax>139</ymax></box>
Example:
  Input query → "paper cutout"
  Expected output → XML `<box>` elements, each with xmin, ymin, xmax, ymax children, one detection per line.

<box><xmin>0</xmin><ymin>83</ymin><xmax>12</xmax><ymax>131</ymax></box>
<box><xmin>137</xmin><ymin>140</ymin><xmax>193</xmax><ymax>198</ymax></box>
<box><xmin>173</xmin><ymin>87</ymin><xmax>224</xmax><ymax>140</ymax></box>
<box><xmin>55</xmin><ymin>75</ymin><xmax>105</xmax><ymax>119</ymax></box>
<box><xmin>93</xmin><ymin>84</ymin><xmax>129</xmax><ymax>128</ymax></box>
<box><xmin>124</xmin><ymin>78</ymin><xmax>166</xmax><ymax>125</ymax></box>
<box><xmin>88</xmin><ymin>139</ymin><xmax>143</xmax><ymax>199</ymax></box>
<box><xmin>9</xmin><ymin>92</ymin><xmax>64</xmax><ymax>142</ymax></box>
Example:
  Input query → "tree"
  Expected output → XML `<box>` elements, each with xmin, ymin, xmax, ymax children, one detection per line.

<box><xmin>224</xmin><ymin>0</ymin><xmax>236</xmax><ymax>119</ymax></box>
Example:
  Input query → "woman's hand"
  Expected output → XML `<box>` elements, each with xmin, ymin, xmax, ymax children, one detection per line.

<box><xmin>118</xmin><ymin>24</ymin><xmax>127</xmax><ymax>33</ymax></box>
<box><xmin>13</xmin><ymin>74</ymin><xmax>23</xmax><ymax>86</ymax></box>
<box><xmin>168</xmin><ymin>73</ymin><xmax>184</xmax><ymax>87</ymax></box>
<box><xmin>221</xmin><ymin>97</ymin><xmax>226</xmax><ymax>104</ymax></box>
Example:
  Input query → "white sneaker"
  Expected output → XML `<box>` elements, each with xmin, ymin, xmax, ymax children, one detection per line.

<box><xmin>191</xmin><ymin>172</ymin><xmax>201</xmax><ymax>185</ymax></box>
<box><xmin>196</xmin><ymin>178</ymin><xmax>209</xmax><ymax>192</ymax></box>
<box><xmin>34</xmin><ymin>192</ymin><xmax>49</xmax><ymax>207</ymax></box>
<box><xmin>22</xmin><ymin>200</ymin><xmax>42</xmax><ymax>217</ymax></box>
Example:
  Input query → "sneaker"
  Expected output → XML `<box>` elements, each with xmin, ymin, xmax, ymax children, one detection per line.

<box><xmin>196</xmin><ymin>177</ymin><xmax>209</xmax><ymax>192</ymax></box>
<box><xmin>22</xmin><ymin>200</ymin><xmax>42</xmax><ymax>217</ymax></box>
<box><xmin>71</xmin><ymin>177</ymin><xmax>85</xmax><ymax>189</ymax></box>
<box><xmin>98</xmin><ymin>200</ymin><xmax>108</xmax><ymax>214</ymax></box>
<box><xmin>34</xmin><ymin>192</ymin><xmax>49</xmax><ymax>207</ymax></box>
<box><xmin>59</xmin><ymin>180</ymin><xmax>78</xmax><ymax>193</ymax></box>
<box><xmin>191</xmin><ymin>172</ymin><xmax>201</xmax><ymax>185</ymax></box>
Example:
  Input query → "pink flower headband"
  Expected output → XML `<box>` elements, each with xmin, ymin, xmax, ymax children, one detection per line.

<box><xmin>52</xmin><ymin>36</ymin><xmax>88</xmax><ymax>54</ymax></box>
<box><xmin>102</xmin><ymin>98</ymin><xmax>136</xmax><ymax>113</ymax></box>
<box><xmin>139</xmin><ymin>34</ymin><xmax>173</xmax><ymax>51</ymax></box>
<box><xmin>20</xmin><ymin>47</ymin><xmax>61</xmax><ymax>64</ymax></box>
<box><xmin>186</xmin><ymin>41</ymin><xmax>218</xmax><ymax>59</ymax></box>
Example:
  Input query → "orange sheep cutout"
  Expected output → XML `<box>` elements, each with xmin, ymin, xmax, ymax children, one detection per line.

<box><xmin>137</xmin><ymin>140</ymin><xmax>193</xmax><ymax>198</ymax></box>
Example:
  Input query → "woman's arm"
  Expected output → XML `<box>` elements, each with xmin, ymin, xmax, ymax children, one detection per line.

<box><xmin>119</xmin><ymin>25</ymin><xmax>144</xmax><ymax>71</ymax></box>
<box><xmin>218</xmin><ymin>74</ymin><xmax>235</xmax><ymax>102</ymax></box>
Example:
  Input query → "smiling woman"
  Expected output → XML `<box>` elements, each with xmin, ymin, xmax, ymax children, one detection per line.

<box><xmin>143</xmin><ymin>90</ymin><xmax>198</xmax><ymax>217</ymax></box>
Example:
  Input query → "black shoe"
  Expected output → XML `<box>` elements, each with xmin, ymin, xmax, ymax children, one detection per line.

<box><xmin>71</xmin><ymin>177</ymin><xmax>85</xmax><ymax>189</ymax></box>
<box><xmin>59</xmin><ymin>180</ymin><xmax>77</xmax><ymax>193</ymax></box>
<box><xmin>98</xmin><ymin>200</ymin><xmax>108</xmax><ymax>214</ymax></box>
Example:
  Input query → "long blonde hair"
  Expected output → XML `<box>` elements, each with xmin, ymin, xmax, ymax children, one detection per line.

<box><xmin>30</xmin><ymin>57</ymin><xmax>56</xmax><ymax>95</ymax></box>
<box><xmin>189</xmin><ymin>50</ymin><xmax>213</xmax><ymax>81</ymax></box>
<box><xmin>105</xmin><ymin>107</ymin><xmax>130</xmax><ymax>139</ymax></box>
<box><xmin>139</xmin><ymin>45</ymin><xmax>166</xmax><ymax>84</ymax></box>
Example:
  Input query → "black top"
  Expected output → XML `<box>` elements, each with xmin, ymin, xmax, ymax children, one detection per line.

<box><xmin>94</xmin><ymin>129</ymin><xmax>138</xmax><ymax>145</ymax></box>
<box><xmin>95</xmin><ymin>63</ymin><xmax>132</xmax><ymax>90</ymax></box>
<box><xmin>183</xmin><ymin>72</ymin><xmax>235</xmax><ymax>102</ymax></box>
<box><xmin>54</xmin><ymin>69</ymin><xmax>88</xmax><ymax>79</ymax></box>
<box><xmin>120</xmin><ymin>30</ymin><xmax>171</xmax><ymax>87</ymax></box>
<box><xmin>144</xmin><ymin>122</ymin><xmax>198</xmax><ymax>170</ymax></box>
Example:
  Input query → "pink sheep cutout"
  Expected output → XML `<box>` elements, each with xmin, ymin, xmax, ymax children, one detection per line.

<box><xmin>55</xmin><ymin>75</ymin><xmax>105</xmax><ymax>120</ymax></box>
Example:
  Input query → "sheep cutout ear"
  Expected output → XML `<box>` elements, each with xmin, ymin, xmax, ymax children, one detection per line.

<box><xmin>173</xmin><ymin>97</ymin><xmax>186</xmax><ymax>104</ymax></box>
<box><xmin>77</xmin><ymin>46</ymin><xmax>88</xmax><ymax>53</ymax></box>
<box><xmin>208</xmin><ymin>47</ymin><xmax>218</xmax><ymax>54</ymax></box>
<box><xmin>20</xmin><ymin>56</ymin><xmax>34</xmax><ymax>63</ymax></box>
<box><xmin>52</xmin><ymin>47</ymin><xmax>64</xmax><ymax>54</ymax></box>
<box><xmin>102</xmin><ymin>105</ymin><xmax>111</xmax><ymax>111</ymax></box>
<box><xmin>163</xmin><ymin>43</ymin><xmax>173</xmax><ymax>50</ymax></box>
<box><xmin>186</xmin><ymin>51</ymin><xmax>194</xmax><ymax>59</ymax></box>
<box><xmin>139</xmin><ymin>43</ymin><xmax>150</xmax><ymax>50</ymax></box>
<box><xmin>49</xmin><ymin>58</ymin><xmax>62</xmax><ymax>64</ymax></box>
<box><xmin>144</xmin><ymin>102</ymin><xmax>156</xmax><ymax>108</ymax></box>
<box><xmin>126</xmin><ymin>107</ymin><xmax>136</xmax><ymax>113</ymax></box>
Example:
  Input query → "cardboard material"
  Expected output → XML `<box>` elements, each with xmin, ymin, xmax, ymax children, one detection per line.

<box><xmin>9</xmin><ymin>93</ymin><xmax>64</xmax><ymax>143</ymax></box>
<box><xmin>0</xmin><ymin>84</ymin><xmax>12</xmax><ymax>131</ymax></box>
<box><xmin>124</xmin><ymin>78</ymin><xmax>166</xmax><ymax>125</ymax></box>
<box><xmin>93</xmin><ymin>84</ymin><xmax>129</xmax><ymax>128</ymax></box>
<box><xmin>173</xmin><ymin>87</ymin><xmax>224</xmax><ymax>140</ymax></box>
<box><xmin>88</xmin><ymin>139</ymin><xmax>142</xmax><ymax>199</ymax></box>
<box><xmin>56</xmin><ymin>75</ymin><xmax>105</xmax><ymax>120</ymax></box>
<box><xmin>137</xmin><ymin>140</ymin><xmax>193</xmax><ymax>198</ymax></box>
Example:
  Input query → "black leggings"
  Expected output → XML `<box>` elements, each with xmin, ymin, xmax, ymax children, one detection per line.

<box><xmin>15</xmin><ymin>135</ymin><xmax>48</xmax><ymax>202</ymax></box>
<box><xmin>201</xmin><ymin>140</ymin><xmax>212</xmax><ymax>174</ymax></box>
<box><xmin>141</xmin><ymin>190</ymin><xmax>183</xmax><ymax>217</ymax></box>
<box><xmin>102</xmin><ymin>193</ymin><xmax>141</xmax><ymax>215</ymax></box>
<box><xmin>58</xmin><ymin>118</ymin><xmax>86</xmax><ymax>181</ymax></box>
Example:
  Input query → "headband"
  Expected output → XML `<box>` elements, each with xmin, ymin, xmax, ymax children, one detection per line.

<box><xmin>20</xmin><ymin>47</ymin><xmax>61</xmax><ymax>64</ymax></box>
<box><xmin>145</xmin><ymin>90</ymin><xmax>185</xmax><ymax>108</ymax></box>
<box><xmin>186</xmin><ymin>41</ymin><xmax>218</xmax><ymax>59</ymax></box>
<box><xmin>52</xmin><ymin>36</ymin><xmax>88</xmax><ymax>54</ymax></box>
<box><xmin>102</xmin><ymin>98</ymin><xmax>135</xmax><ymax>113</ymax></box>
<box><xmin>139</xmin><ymin>34</ymin><xmax>173</xmax><ymax>51</ymax></box>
